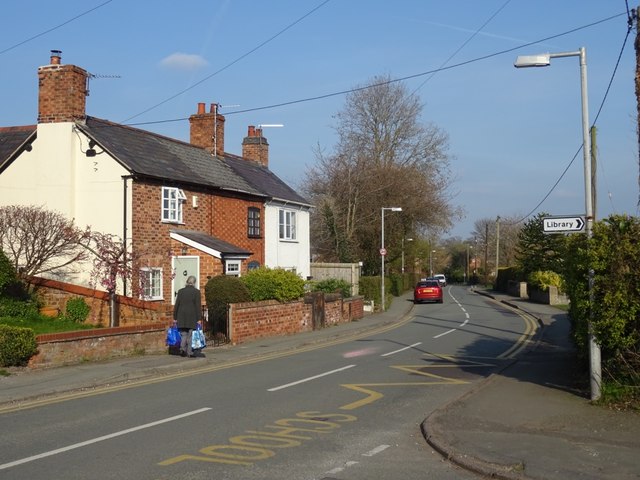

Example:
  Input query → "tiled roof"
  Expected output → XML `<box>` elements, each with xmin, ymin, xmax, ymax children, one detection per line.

<box><xmin>0</xmin><ymin>126</ymin><xmax>36</xmax><ymax>173</ymax></box>
<box><xmin>78</xmin><ymin>117</ymin><xmax>265</xmax><ymax>198</ymax></box>
<box><xmin>224</xmin><ymin>153</ymin><xmax>312</xmax><ymax>207</ymax></box>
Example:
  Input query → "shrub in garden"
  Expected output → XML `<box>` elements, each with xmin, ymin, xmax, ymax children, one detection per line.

<box><xmin>0</xmin><ymin>325</ymin><xmax>37</xmax><ymax>367</ymax></box>
<box><xmin>308</xmin><ymin>278</ymin><xmax>352</xmax><ymax>298</ymax></box>
<box><xmin>64</xmin><ymin>297</ymin><xmax>91</xmax><ymax>323</ymax></box>
<box><xmin>241</xmin><ymin>267</ymin><xmax>305</xmax><ymax>302</ymax></box>
<box><xmin>0</xmin><ymin>297</ymin><xmax>39</xmax><ymax>318</ymax></box>
<box><xmin>204</xmin><ymin>275</ymin><xmax>251</xmax><ymax>334</ymax></box>
<box><xmin>0</xmin><ymin>250</ymin><xmax>16</xmax><ymax>294</ymax></box>
<box><xmin>528</xmin><ymin>270</ymin><xmax>565</xmax><ymax>292</ymax></box>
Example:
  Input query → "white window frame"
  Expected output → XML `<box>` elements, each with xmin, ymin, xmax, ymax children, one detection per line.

<box><xmin>140</xmin><ymin>267</ymin><xmax>163</xmax><ymax>300</ymax></box>
<box><xmin>225</xmin><ymin>260</ymin><xmax>241</xmax><ymax>276</ymax></box>
<box><xmin>279</xmin><ymin>209</ymin><xmax>297</xmax><ymax>241</ymax></box>
<box><xmin>161</xmin><ymin>187</ymin><xmax>186</xmax><ymax>223</ymax></box>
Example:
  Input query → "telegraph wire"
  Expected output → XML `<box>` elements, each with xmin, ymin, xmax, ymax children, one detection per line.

<box><xmin>0</xmin><ymin>0</ymin><xmax>114</xmax><ymax>55</ymax></box>
<box><xmin>125</xmin><ymin>11</ymin><xmax>626</xmax><ymax>127</ymax></box>
<box><xmin>121</xmin><ymin>0</ymin><xmax>332</xmax><ymax>123</ymax></box>
<box><xmin>412</xmin><ymin>0</ymin><xmax>514</xmax><ymax>94</ymax></box>
<box><xmin>507</xmin><ymin>15</ymin><xmax>633</xmax><ymax>226</ymax></box>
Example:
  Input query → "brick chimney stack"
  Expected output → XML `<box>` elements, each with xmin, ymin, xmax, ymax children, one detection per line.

<box><xmin>189</xmin><ymin>102</ymin><xmax>225</xmax><ymax>156</ymax></box>
<box><xmin>242</xmin><ymin>125</ymin><xmax>269</xmax><ymax>167</ymax></box>
<box><xmin>38</xmin><ymin>50</ymin><xmax>89</xmax><ymax>123</ymax></box>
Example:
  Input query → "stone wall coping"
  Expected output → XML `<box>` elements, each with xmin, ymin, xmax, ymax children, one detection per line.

<box><xmin>36</xmin><ymin>322</ymin><xmax>167</xmax><ymax>344</ymax></box>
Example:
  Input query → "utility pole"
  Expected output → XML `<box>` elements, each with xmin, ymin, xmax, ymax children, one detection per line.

<box><xmin>591</xmin><ymin>126</ymin><xmax>597</xmax><ymax>219</ymax></box>
<box><xmin>495</xmin><ymin>216</ymin><xmax>500</xmax><ymax>282</ymax></box>
<box><xmin>635</xmin><ymin>6</ymin><xmax>640</xmax><ymax>207</ymax></box>
<box><xmin>484</xmin><ymin>223</ymin><xmax>489</xmax><ymax>285</ymax></box>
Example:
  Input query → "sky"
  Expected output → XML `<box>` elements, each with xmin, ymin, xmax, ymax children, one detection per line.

<box><xmin>1</xmin><ymin>0</ymin><xmax>637</xmax><ymax>240</ymax></box>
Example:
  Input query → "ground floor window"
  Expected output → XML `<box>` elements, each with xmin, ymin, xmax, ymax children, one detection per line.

<box><xmin>225</xmin><ymin>260</ymin><xmax>241</xmax><ymax>276</ymax></box>
<box><xmin>140</xmin><ymin>267</ymin><xmax>163</xmax><ymax>300</ymax></box>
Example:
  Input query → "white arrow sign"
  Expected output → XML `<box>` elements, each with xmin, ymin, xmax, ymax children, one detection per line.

<box><xmin>543</xmin><ymin>215</ymin><xmax>585</xmax><ymax>233</ymax></box>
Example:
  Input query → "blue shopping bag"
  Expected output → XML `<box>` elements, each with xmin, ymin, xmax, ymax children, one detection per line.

<box><xmin>191</xmin><ymin>322</ymin><xmax>206</xmax><ymax>350</ymax></box>
<box><xmin>165</xmin><ymin>321</ymin><xmax>182</xmax><ymax>346</ymax></box>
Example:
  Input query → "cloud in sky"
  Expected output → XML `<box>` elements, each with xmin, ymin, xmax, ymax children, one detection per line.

<box><xmin>159</xmin><ymin>52</ymin><xmax>209</xmax><ymax>71</ymax></box>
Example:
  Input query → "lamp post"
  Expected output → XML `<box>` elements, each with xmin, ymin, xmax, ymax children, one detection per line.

<box><xmin>515</xmin><ymin>47</ymin><xmax>600</xmax><ymax>401</ymax></box>
<box><xmin>429</xmin><ymin>249</ymin><xmax>436</xmax><ymax>277</ymax></box>
<box><xmin>466</xmin><ymin>244</ymin><xmax>472</xmax><ymax>284</ymax></box>
<box><xmin>381</xmin><ymin>207</ymin><xmax>402</xmax><ymax>311</ymax></box>
<box><xmin>401</xmin><ymin>237</ymin><xmax>413</xmax><ymax>274</ymax></box>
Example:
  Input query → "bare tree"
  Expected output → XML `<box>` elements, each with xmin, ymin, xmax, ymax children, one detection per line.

<box><xmin>304</xmin><ymin>75</ymin><xmax>461</xmax><ymax>273</ymax></box>
<box><xmin>0</xmin><ymin>205</ymin><xmax>89</xmax><ymax>280</ymax></box>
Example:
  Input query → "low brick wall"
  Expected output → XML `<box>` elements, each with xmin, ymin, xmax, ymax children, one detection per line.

<box><xmin>30</xmin><ymin>277</ymin><xmax>168</xmax><ymax>326</ymax></box>
<box><xmin>229</xmin><ymin>296</ymin><xmax>364</xmax><ymax>344</ymax></box>
<box><xmin>29</xmin><ymin>323</ymin><xmax>168</xmax><ymax>369</ymax></box>
<box><xmin>25</xmin><ymin>295</ymin><xmax>365</xmax><ymax>368</ymax></box>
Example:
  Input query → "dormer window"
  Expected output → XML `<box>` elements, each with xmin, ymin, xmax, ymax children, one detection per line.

<box><xmin>161</xmin><ymin>187</ymin><xmax>186</xmax><ymax>223</ymax></box>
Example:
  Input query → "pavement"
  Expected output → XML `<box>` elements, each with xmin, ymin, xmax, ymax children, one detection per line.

<box><xmin>1</xmin><ymin>288</ymin><xmax>639</xmax><ymax>479</ymax></box>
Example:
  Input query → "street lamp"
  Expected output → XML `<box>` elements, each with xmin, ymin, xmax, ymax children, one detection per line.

<box><xmin>401</xmin><ymin>237</ymin><xmax>413</xmax><ymax>274</ymax></box>
<box><xmin>515</xmin><ymin>47</ymin><xmax>600</xmax><ymax>400</ymax></box>
<box><xmin>381</xmin><ymin>207</ymin><xmax>402</xmax><ymax>311</ymax></box>
<box><xmin>466</xmin><ymin>244</ymin><xmax>473</xmax><ymax>284</ymax></box>
<box><xmin>429</xmin><ymin>249</ymin><xmax>436</xmax><ymax>277</ymax></box>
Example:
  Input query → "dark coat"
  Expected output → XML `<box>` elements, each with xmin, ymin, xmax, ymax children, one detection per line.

<box><xmin>173</xmin><ymin>285</ymin><xmax>201</xmax><ymax>330</ymax></box>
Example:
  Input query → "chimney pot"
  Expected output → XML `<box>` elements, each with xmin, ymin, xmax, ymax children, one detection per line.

<box><xmin>210</xmin><ymin>103</ymin><xmax>218</xmax><ymax>114</ymax></box>
<box><xmin>50</xmin><ymin>50</ymin><xmax>62</xmax><ymax>65</ymax></box>
<box><xmin>248</xmin><ymin>125</ymin><xmax>256</xmax><ymax>137</ymax></box>
<box><xmin>197</xmin><ymin>102</ymin><xmax>205</xmax><ymax>115</ymax></box>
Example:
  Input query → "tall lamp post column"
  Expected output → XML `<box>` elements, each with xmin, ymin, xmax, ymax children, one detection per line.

<box><xmin>401</xmin><ymin>237</ymin><xmax>413</xmax><ymax>274</ymax></box>
<box><xmin>429</xmin><ymin>249</ymin><xmax>436</xmax><ymax>277</ymax></box>
<box><xmin>381</xmin><ymin>207</ymin><xmax>402</xmax><ymax>311</ymax></box>
<box><xmin>515</xmin><ymin>47</ymin><xmax>600</xmax><ymax>400</ymax></box>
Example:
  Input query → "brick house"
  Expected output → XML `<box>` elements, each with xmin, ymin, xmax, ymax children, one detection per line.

<box><xmin>0</xmin><ymin>51</ymin><xmax>312</xmax><ymax>312</ymax></box>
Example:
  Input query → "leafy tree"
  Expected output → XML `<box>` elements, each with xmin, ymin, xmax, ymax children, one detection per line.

<box><xmin>0</xmin><ymin>205</ymin><xmax>89</xmax><ymax>280</ymax></box>
<box><xmin>304</xmin><ymin>75</ymin><xmax>461</xmax><ymax>273</ymax></box>
<box><xmin>564</xmin><ymin>215</ymin><xmax>640</xmax><ymax>395</ymax></box>
<box><xmin>515</xmin><ymin>212</ymin><xmax>566</xmax><ymax>279</ymax></box>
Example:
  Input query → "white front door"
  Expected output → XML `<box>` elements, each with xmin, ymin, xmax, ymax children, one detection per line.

<box><xmin>172</xmin><ymin>256</ymin><xmax>200</xmax><ymax>304</ymax></box>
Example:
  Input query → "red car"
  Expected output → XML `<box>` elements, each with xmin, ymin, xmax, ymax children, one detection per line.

<box><xmin>414</xmin><ymin>279</ymin><xmax>443</xmax><ymax>304</ymax></box>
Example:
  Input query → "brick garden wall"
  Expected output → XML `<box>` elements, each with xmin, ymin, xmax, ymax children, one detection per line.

<box><xmin>29</xmin><ymin>323</ymin><xmax>167</xmax><ymax>368</ymax></box>
<box><xmin>25</xmin><ymin>292</ymin><xmax>364</xmax><ymax>369</ymax></box>
<box><xmin>30</xmin><ymin>277</ymin><xmax>167</xmax><ymax>326</ymax></box>
<box><xmin>229</xmin><ymin>296</ymin><xmax>364</xmax><ymax>344</ymax></box>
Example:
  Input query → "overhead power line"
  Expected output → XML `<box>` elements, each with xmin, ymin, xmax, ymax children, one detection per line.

<box><xmin>125</xmin><ymin>11</ymin><xmax>625</xmax><ymax>129</ymax></box>
<box><xmin>121</xmin><ymin>0</ymin><xmax>332</xmax><ymax>123</ymax></box>
<box><xmin>0</xmin><ymin>0</ymin><xmax>114</xmax><ymax>55</ymax></box>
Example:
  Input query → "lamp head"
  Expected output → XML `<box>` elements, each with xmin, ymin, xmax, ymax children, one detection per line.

<box><xmin>514</xmin><ymin>54</ymin><xmax>551</xmax><ymax>68</ymax></box>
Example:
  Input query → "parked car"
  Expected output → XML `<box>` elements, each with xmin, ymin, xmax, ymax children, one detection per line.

<box><xmin>434</xmin><ymin>274</ymin><xmax>447</xmax><ymax>287</ymax></box>
<box><xmin>414</xmin><ymin>279</ymin><xmax>443</xmax><ymax>304</ymax></box>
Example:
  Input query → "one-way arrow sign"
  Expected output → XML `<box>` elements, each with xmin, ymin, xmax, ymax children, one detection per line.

<box><xmin>543</xmin><ymin>215</ymin><xmax>585</xmax><ymax>233</ymax></box>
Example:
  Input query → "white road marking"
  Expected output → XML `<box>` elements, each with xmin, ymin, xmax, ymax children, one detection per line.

<box><xmin>434</xmin><ymin>329</ymin><xmax>457</xmax><ymax>339</ymax></box>
<box><xmin>322</xmin><ymin>446</ymin><xmax>389</xmax><ymax>476</ymax></box>
<box><xmin>0</xmin><ymin>408</ymin><xmax>212</xmax><ymax>471</ymax></box>
<box><xmin>381</xmin><ymin>342</ymin><xmax>422</xmax><ymax>357</ymax></box>
<box><xmin>433</xmin><ymin>288</ymin><xmax>469</xmax><ymax>338</ymax></box>
<box><xmin>363</xmin><ymin>444</ymin><xmax>390</xmax><ymax>456</ymax></box>
<box><xmin>267</xmin><ymin>365</ymin><xmax>356</xmax><ymax>392</ymax></box>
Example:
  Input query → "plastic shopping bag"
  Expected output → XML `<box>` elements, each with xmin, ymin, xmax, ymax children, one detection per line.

<box><xmin>166</xmin><ymin>321</ymin><xmax>181</xmax><ymax>346</ymax></box>
<box><xmin>191</xmin><ymin>321</ymin><xmax>206</xmax><ymax>350</ymax></box>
